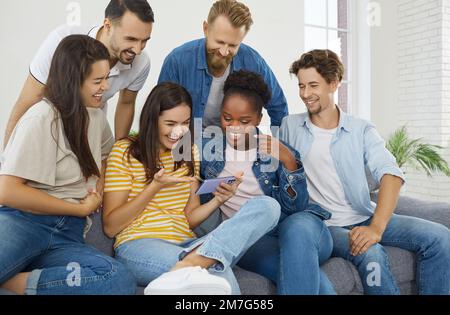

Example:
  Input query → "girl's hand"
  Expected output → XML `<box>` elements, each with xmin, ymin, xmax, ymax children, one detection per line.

<box><xmin>152</xmin><ymin>169</ymin><xmax>195</xmax><ymax>188</ymax></box>
<box><xmin>255</xmin><ymin>134</ymin><xmax>298</xmax><ymax>171</ymax></box>
<box><xmin>79</xmin><ymin>191</ymin><xmax>102</xmax><ymax>217</ymax></box>
<box><xmin>86</xmin><ymin>176</ymin><xmax>104</xmax><ymax>212</ymax></box>
<box><xmin>213</xmin><ymin>172</ymin><xmax>243</xmax><ymax>204</ymax></box>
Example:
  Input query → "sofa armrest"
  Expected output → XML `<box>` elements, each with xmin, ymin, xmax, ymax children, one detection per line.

<box><xmin>371</xmin><ymin>193</ymin><xmax>450</xmax><ymax>229</ymax></box>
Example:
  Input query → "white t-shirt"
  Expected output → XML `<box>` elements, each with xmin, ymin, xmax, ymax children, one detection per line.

<box><xmin>218</xmin><ymin>143</ymin><xmax>265</xmax><ymax>219</ymax></box>
<box><xmin>0</xmin><ymin>99</ymin><xmax>115</xmax><ymax>203</ymax></box>
<box><xmin>303</xmin><ymin>124</ymin><xmax>370</xmax><ymax>227</ymax></box>
<box><xmin>30</xmin><ymin>25</ymin><xmax>151</xmax><ymax>111</ymax></box>
<box><xmin>202</xmin><ymin>65</ymin><xmax>231</xmax><ymax>129</ymax></box>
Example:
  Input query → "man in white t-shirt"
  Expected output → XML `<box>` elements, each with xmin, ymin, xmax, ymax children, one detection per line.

<box><xmin>3</xmin><ymin>0</ymin><xmax>154</xmax><ymax>147</ymax></box>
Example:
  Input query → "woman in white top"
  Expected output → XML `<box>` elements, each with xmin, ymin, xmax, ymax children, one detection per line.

<box><xmin>0</xmin><ymin>35</ymin><xmax>136</xmax><ymax>295</ymax></box>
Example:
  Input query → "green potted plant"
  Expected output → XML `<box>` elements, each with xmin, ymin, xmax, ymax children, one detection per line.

<box><xmin>386</xmin><ymin>126</ymin><xmax>450</xmax><ymax>177</ymax></box>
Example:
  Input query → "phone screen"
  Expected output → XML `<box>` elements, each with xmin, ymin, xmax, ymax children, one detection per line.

<box><xmin>195</xmin><ymin>176</ymin><xmax>236</xmax><ymax>195</ymax></box>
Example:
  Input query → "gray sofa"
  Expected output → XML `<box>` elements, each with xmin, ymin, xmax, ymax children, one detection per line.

<box><xmin>84</xmin><ymin>194</ymin><xmax>450</xmax><ymax>295</ymax></box>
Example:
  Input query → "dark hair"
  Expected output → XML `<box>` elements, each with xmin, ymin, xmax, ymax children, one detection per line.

<box><xmin>126</xmin><ymin>82</ymin><xmax>195</xmax><ymax>183</ymax></box>
<box><xmin>45</xmin><ymin>35</ymin><xmax>110</xmax><ymax>179</ymax></box>
<box><xmin>105</xmin><ymin>0</ymin><xmax>154</xmax><ymax>23</ymax></box>
<box><xmin>290</xmin><ymin>49</ymin><xmax>344</xmax><ymax>84</ymax></box>
<box><xmin>223</xmin><ymin>70</ymin><xmax>271</xmax><ymax>114</ymax></box>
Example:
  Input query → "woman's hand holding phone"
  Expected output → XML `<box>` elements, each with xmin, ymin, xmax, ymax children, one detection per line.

<box><xmin>212</xmin><ymin>171</ymin><xmax>243</xmax><ymax>204</ymax></box>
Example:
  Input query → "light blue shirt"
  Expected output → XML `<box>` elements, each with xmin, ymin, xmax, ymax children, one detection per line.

<box><xmin>278</xmin><ymin>109</ymin><xmax>405</xmax><ymax>216</ymax></box>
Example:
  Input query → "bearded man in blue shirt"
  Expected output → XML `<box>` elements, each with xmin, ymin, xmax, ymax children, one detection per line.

<box><xmin>158</xmin><ymin>0</ymin><xmax>288</xmax><ymax>131</ymax></box>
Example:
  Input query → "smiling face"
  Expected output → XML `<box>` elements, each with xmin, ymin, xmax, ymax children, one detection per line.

<box><xmin>158</xmin><ymin>104</ymin><xmax>191</xmax><ymax>152</ymax></box>
<box><xmin>297</xmin><ymin>67</ymin><xmax>338</xmax><ymax>116</ymax></box>
<box><xmin>80</xmin><ymin>60</ymin><xmax>110</xmax><ymax>108</ymax></box>
<box><xmin>203</xmin><ymin>15</ymin><xmax>247</xmax><ymax>75</ymax></box>
<box><xmin>105</xmin><ymin>11</ymin><xmax>153</xmax><ymax>65</ymax></box>
<box><xmin>220</xmin><ymin>94</ymin><xmax>262</xmax><ymax>150</ymax></box>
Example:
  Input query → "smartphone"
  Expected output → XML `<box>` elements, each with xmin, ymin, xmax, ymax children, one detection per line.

<box><xmin>195</xmin><ymin>176</ymin><xmax>237</xmax><ymax>195</ymax></box>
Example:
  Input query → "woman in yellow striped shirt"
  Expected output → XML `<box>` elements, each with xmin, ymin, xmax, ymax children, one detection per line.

<box><xmin>102</xmin><ymin>82</ymin><xmax>279</xmax><ymax>295</ymax></box>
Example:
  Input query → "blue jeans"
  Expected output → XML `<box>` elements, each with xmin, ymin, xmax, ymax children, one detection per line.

<box><xmin>329</xmin><ymin>214</ymin><xmax>450</xmax><ymax>295</ymax></box>
<box><xmin>238</xmin><ymin>210</ymin><xmax>336</xmax><ymax>295</ymax></box>
<box><xmin>115</xmin><ymin>196</ymin><xmax>281</xmax><ymax>295</ymax></box>
<box><xmin>0</xmin><ymin>207</ymin><xmax>137</xmax><ymax>295</ymax></box>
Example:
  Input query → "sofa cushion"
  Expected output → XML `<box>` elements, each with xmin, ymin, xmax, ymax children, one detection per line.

<box><xmin>322</xmin><ymin>257</ymin><xmax>358</xmax><ymax>294</ymax></box>
<box><xmin>394</xmin><ymin>195</ymin><xmax>450</xmax><ymax>229</ymax></box>
<box><xmin>371</xmin><ymin>193</ymin><xmax>450</xmax><ymax>229</ymax></box>
<box><xmin>322</xmin><ymin>246</ymin><xmax>416</xmax><ymax>294</ymax></box>
<box><xmin>85</xmin><ymin>212</ymin><xmax>114</xmax><ymax>257</ymax></box>
<box><xmin>385</xmin><ymin>246</ymin><xmax>416</xmax><ymax>284</ymax></box>
<box><xmin>234</xmin><ymin>266</ymin><xmax>276</xmax><ymax>295</ymax></box>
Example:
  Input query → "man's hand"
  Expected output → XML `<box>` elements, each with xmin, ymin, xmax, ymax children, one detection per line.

<box><xmin>349</xmin><ymin>225</ymin><xmax>383</xmax><ymax>256</ymax></box>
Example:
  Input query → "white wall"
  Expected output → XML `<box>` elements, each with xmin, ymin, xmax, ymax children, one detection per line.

<box><xmin>371</xmin><ymin>0</ymin><xmax>450</xmax><ymax>202</ymax></box>
<box><xmin>370</xmin><ymin>0</ymin><xmax>399</xmax><ymax>139</ymax></box>
<box><xmin>0</xmin><ymin>0</ymin><xmax>109</xmax><ymax>148</ymax></box>
<box><xmin>0</xmin><ymin>0</ymin><xmax>305</xmax><ymax>147</ymax></box>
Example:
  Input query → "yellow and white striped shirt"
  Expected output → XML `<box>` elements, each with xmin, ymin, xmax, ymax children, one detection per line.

<box><xmin>104</xmin><ymin>139</ymin><xmax>199</xmax><ymax>248</ymax></box>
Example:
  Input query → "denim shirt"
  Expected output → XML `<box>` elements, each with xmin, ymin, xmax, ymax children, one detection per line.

<box><xmin>158</xmin><ymin>38</ymin><xmax>289</xmax><ymax>127</ymax></box>
<box><xmin>199</xmin><ymin>134</ymin><xmax>331</xmax><ymax>220</ymax></box>
<box><xmin>278</xmin><ymin>110</ymin><xmax>405</xmax><ymax>216</ymax></box>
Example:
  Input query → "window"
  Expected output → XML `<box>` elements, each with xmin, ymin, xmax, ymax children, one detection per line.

<box><xmin>304</xmin><ymin>0</ymin><xmax>351</xmax><ymax>113</ymax></box>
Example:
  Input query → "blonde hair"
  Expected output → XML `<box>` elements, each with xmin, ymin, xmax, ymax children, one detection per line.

<box><xmin>207</xmin><ymin>0</ymin><xmax>253</xmax><ymax>32</ymax></box>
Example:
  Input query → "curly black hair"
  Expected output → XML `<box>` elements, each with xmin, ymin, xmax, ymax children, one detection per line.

<box><xmin>223</xmin><ymin>70</ymin><xmax>272</xmax><ymax>114</ymax></box>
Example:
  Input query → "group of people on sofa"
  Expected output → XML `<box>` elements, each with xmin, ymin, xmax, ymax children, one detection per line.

<box><xmin>0</xmin><ymin>0</ymin><xmax>448</xmax><ymax>295</ymax></box>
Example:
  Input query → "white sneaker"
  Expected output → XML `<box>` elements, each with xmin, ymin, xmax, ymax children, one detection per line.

<box><xmin>144</xmin><ymin>266</ymin><xmax>232</xmax><ymax>295</ymax></box>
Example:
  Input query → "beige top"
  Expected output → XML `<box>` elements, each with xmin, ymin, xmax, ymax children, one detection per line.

<box><xmin>0</xmin><ymin>99</ymin><xmax>114</xmax><ymax>203</ymax></box>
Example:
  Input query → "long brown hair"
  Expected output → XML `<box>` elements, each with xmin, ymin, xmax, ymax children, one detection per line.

<box><xmin>127</xmin><ymin>82</ymin><xmax>195</xmax><ymax>183</ymax></box>
<box><xmin>45</xmin><ymin>34</ymin><xmax>110</xmax><ymax>178</ymax></box>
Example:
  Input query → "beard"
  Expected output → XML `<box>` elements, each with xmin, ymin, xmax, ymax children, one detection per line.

<box><xmin>307</xmin><ymin>107</ymin><xmax>323</xmax><ymax>115</ymax></box>
<box><xmin>117</xmin><ymin>49</ymin><xmax>136</xmax><ymax>65</ymax></box>
<box><xmin>206</xmin><ymin>49</ymin><xmax>233</xmax><ymax>75</ymax></box>
<box><xmin>110</xmin><ymin>37</ymin><xmax>135</xmax><ymax>65</ymax></box>
<box><xmin>304</xmin><ymin>99</ymin><xmax>324</xmax><ymax>116</ymax></box>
